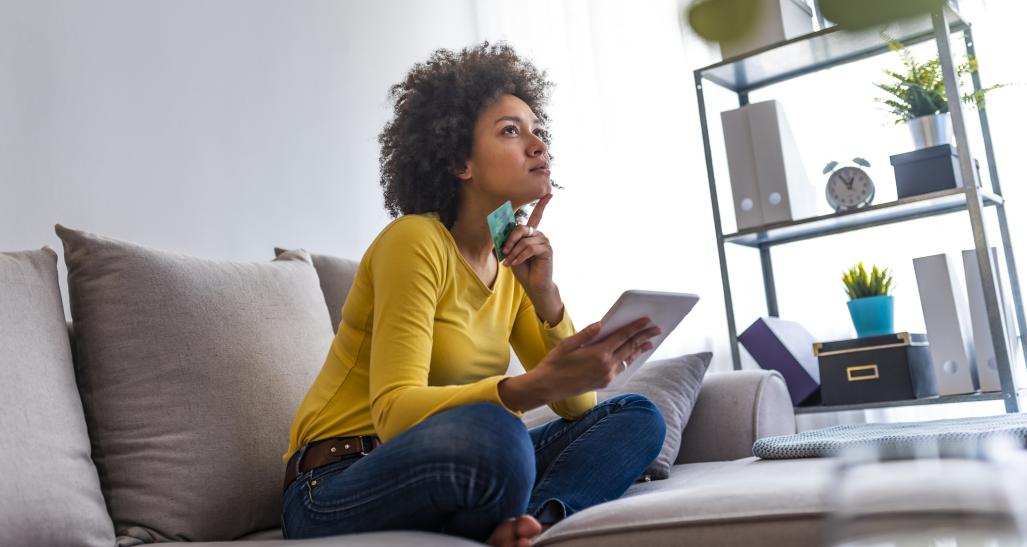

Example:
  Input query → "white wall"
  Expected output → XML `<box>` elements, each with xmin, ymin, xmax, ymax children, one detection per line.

<box><xmin>0</xmin><ymin>0</ymin><xmax>477</xmax><ymax>320</ymax></box>
<box><xmin>473</xmin><ymin>0</ymin><xmax>729</xmax><ymax>373</ymax></box>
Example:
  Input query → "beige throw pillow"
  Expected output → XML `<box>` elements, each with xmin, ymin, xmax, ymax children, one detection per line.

<box><xmin>522</xmin><ymin>353</ymin><xmax>713</xmax><ymax>480</ymax></box>
<box><xmin>274</xmin><ymin>247</ymin><xmax>358</xmax><ymax>334</ymax></box>
<box><xmin>0</xmin><ymin>247</ymin><xmax>116</xmax><ymax>547</ymax></box>
<box><xmin>56</xmin><ymin>225</ymin><xmax>334</xmax><ymax>544</ymax></box>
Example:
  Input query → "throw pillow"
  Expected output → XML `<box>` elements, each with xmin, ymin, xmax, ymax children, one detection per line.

<box><xmin>56</xmin><ymin>225</ymin><xmax>334</xmax><ymax>544</ymax></box>
<box><xmin>273</xmin><ymin>247</ymin><xmax>358</xmax><ymax>334</ymax></box>
<box><xmin>0</xmin><ymin>247</ymin><xmax>116</xmax><ymax>547</ymax></box>
<box><xmin>521</xmin><ymin>352</ymin><xmax>712</xmax><ymax>480</ymax></box>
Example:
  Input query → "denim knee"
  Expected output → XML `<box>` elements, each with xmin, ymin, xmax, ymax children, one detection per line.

<box><xmin>605</xmin><ymin>392</ymin><xmax>657</xmax><ymax>411</ymax></box>
<box><xmin>428</xmin><ymin>402</ymin><xmax>535</xmax><ymax>488</ymax></box>
<box><xmin>607</xmin><ymin>394</ymin><xmax>666</xmax><ymax>448</ymax></box>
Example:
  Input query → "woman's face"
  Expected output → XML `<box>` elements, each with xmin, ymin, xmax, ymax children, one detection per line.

<box><xmin>456</xmin><ymin>94</ymin><xmax>551</xmax><ymax>209</ymax></box>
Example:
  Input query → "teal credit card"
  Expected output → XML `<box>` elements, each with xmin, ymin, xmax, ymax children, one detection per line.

<box><xmin>487</xmin><ymin>201</ymin><xmax>516</xmax><ymax>261</ymax></box>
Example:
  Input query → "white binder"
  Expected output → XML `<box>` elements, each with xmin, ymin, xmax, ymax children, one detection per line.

<box><xmin>745</xmin><ymin>100</ymin><xmax>817</xmax><ymax>225</ymax></box>
<box><xmin>913</xmin><ymin>253</ymin><xmax>978</xmax><ymax>395</ymax></box>
<box><xmin>721</xmin><ymin>107</ymin><xmax>764</xmax><ymax>230</ymax></box>
<box><xmin>961</xmin><ymin>247</ymin><xmax>1019</xmax><ymax>392</ymax></box>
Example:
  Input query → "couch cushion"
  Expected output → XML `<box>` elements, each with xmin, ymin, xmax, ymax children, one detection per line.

<box><xmin>534</xmin><ymin>456</ymin><xmax>1013</xmax><ymax>547</ymax></box>
<box><xmin>522</xmin><ymin>353</ymin><xmax>712</xmax><ymax>480</ymax></box>
<box><xmin>274</xmin><ymin>247</ymin><xmax>358</xmax><ymax>334</ymax></box>
<box><xmin>529</xmin><ymin>457</ymin><xmax>830</xmax><ymax>546</ymax></box>
<box><xmin>56</xmin><ymin>225</ymin><xmax>335</xmax><ymax>544</ymax></box>
<box><xmin>0</xmin><ymin>247</ymin><xmax>116</xmax><ymax>547</ymax></box>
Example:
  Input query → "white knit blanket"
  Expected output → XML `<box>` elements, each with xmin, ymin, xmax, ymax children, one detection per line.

<box><xmin>753</xmin><ymin>412</ymin><xmax>1027</xmax><ymax>459</ymax></box>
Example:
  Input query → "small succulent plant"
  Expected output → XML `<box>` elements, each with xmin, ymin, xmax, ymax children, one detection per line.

<box><xmin>842</xmin><ymin>262</ymin><xmax>894</xmax><ymax>300</ymax></box>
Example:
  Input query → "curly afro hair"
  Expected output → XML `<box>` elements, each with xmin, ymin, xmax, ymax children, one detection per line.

<box><xmin>377</xmin><ymin>41</ymin><xmax>555</xmax><ymax>229</ymax></box>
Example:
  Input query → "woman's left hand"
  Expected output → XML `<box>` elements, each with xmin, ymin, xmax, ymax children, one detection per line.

<box><xmin>502</xmin><ymin>193</ymin><xmax>555</xmax><ymax>297</ymax></box>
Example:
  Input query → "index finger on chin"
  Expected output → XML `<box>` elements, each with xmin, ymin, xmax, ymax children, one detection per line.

<box><xmin>527</xmin><ymin>193</ymin><xmax>552</xmax><ymax>228</ymax></box>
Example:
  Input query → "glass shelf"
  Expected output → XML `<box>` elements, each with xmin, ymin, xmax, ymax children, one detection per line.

<box><xmin>722</xmin><ymin>187</ymin><xmax>1003</xmax><ymax>248</ymax></box>
<box><xmin>695</xmin><ymin>6</ymin><xmax>967</xmax><ymax>93</ymax></box>
<box><xmin>795</xmin><ymin>391</ymin><xmax>1007</xmax><ymax>414</ymax></box>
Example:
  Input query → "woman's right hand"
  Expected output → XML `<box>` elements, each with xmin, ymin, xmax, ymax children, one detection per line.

<box><xmin>534</xmin><ymin>318</ymin><xmax>662</xmax><ymax>398</ymax></box>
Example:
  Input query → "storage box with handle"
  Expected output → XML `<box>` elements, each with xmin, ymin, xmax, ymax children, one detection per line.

<box><xmin>814</xmin><ymin>332</ymin><xmax>938</xmax><ymax>406</ymax></box>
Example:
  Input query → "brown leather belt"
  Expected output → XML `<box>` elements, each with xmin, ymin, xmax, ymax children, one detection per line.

<box><xmin>282</xmin><ymin>435</ymin><xmax>382</xmax><ymax>494</ymax></box>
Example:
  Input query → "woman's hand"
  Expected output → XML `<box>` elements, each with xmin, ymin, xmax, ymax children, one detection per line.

<box><xmin>501</xmin><ymin>193</ymin><xmax>554</xmax><ymax>298</ymax></box>
<box><xmin>532</xmin><ymin>318</ymin><xmax>662</xmax><ymax>398</ymax></box>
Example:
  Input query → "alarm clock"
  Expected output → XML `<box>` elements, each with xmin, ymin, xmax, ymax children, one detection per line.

<box><xmin>824</xmin><ymin>158</ymin><xmax>875</xmax><ymax>212</ymax></box>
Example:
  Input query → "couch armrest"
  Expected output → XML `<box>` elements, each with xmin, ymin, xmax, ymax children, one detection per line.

<box><xmin>674</xmin><ymin>369</ymin><xmax>796</xmax><ymax>464</ymax></box>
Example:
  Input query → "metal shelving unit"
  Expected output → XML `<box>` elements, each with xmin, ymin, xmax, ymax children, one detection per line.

<box><xmin>694</xmin><ymin>5</ymin><xmax>1027</xmax><ymax>414</ymax></box>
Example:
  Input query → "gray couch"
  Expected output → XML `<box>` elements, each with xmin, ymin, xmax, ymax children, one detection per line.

<box><xmin>6</xmin><ymin>230</ymin><xmax>847</xmax><ymax>547</ymax></box>
<box><xmin>73</xmin><ymin>328</ymin><xmax>810</xmax><ymax>547</ymax></box>
<box><xmin>222</xmin><ymin>370</ymin><xmax>807</xmax><ymax>546</ymax></box>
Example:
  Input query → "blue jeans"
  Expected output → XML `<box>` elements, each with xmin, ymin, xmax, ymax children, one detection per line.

<box><xmin>280</xmin><ymin>393</ymin><xmax>666</xmax><ymax>542</ymax></box>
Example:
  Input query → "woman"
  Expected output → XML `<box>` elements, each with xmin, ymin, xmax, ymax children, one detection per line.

<box><xmin>280</xmin><ymin>41</ymin><xmax>666</xmax><ymax>547</ymax></box>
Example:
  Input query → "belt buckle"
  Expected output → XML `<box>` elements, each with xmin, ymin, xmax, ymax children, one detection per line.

<box><xmin>359</xmin><ymin>436</ymin><xmax>371</xmax><ymax>456</ymax></box>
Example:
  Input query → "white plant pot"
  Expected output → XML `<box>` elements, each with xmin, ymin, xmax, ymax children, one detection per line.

<box><xmin>907</xmin><ymin>112</ymin><xmax>954</xmax><ymax>150</ymax></box>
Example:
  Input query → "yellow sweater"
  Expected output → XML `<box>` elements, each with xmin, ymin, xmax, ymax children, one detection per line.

<box><xmin>283</xmin><ymin>212</ymin><xmax>597</xmax><ymax>463</ymax></box>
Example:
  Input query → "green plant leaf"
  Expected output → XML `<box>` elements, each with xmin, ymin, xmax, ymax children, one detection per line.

<box><xmin>809</xmin><ymin>0</ymin><xmax>946</xmax><ymax>30</ymax></box>
<box><xmin>843</xmin><ymin>262</ymin><xmax>894</xmax><ymax>298</ymax></box>
<box><xmin>874</xmin><ymin>37</ymin><xmax>1006</xmax><ymax>124</ymax></box>
<box><xmin>687</xmin><ymin>0</ymin><xmax>761</xmax><ymax>42</ymax></box>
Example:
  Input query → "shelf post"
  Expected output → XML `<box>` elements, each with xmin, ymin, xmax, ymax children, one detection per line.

<box><xmin>760</xmin><ymin>245</ymin><xmax>780</xmax><ymax>317</ymax></box>
<box><xmin>963</xmin><ymin>26</ymin><xmax>1027</xmax><ymax>388</ymax></box>
<box><xmin>695</xmin><ymin>71</ymin><xmax>742</xmax><ymax>370</ymax></box>
<box><xmin>932</xmin><ymin>9</ymin><xmax>1019</xmax><ymax>413</ymax></box>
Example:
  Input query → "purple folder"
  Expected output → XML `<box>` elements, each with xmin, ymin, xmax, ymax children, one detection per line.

<box><xmin>738</xmin><ymin>317</ymin><xmax>820</xmax><ymax>406</ymax></box>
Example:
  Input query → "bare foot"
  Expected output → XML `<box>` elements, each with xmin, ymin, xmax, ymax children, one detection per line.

<box><xmin>486</xmin><ymin>514</ymin><xmax>544</xmax><ymax>547</ymax></box>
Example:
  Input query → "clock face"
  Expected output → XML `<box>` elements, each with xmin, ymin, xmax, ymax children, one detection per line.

<box><xmin>826</xmin><ymin>166</ymin><xmax>874</xmax><ymax>211</ymax></box>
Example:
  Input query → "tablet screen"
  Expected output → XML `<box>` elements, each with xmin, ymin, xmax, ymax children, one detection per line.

<box><xmin>588</xmin><ymin>290</ymin><xmax>700</xmax><ymax>390</ymax></box>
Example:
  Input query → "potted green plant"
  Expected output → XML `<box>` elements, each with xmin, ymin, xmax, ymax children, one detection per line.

<box><xmin>874</xmin><ymin>35</ymin><xmax>1004</xmax><ymax>150</ymax></box>
<box><xmin>843</xmin><ymin>262</ymin><xmax>895</xmax><ymax>337</ymax></box>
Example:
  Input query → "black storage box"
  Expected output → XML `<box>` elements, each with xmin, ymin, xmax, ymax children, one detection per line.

<box><xmin>890</xmin><ymin>143</ymin><xmax>980</xmax><ymax>199</ymax></box>
<box><xmin>813</xmin><ymin>332</ymin><xmax>938</xmax><ymax>406</ymax></box>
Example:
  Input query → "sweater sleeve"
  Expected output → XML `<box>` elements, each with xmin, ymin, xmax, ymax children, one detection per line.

<box><xmin>367</xmin><ymin>219</ymin><xmax>525</xmax><ymax>443</ymax></box>
<box><xmin>510</xmin><ymin>289</ymin><xmax>597</xmax><ymax>421</ymax></box>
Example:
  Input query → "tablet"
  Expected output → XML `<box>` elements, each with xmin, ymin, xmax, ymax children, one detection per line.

<box><xmin>586</xmin><ymin>290</ymin><xmax>700</xmax><ymax>390</ymax></box>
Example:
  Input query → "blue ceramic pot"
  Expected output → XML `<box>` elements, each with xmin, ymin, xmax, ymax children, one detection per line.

<box><xmin>846</xmin><ymin>295</ymin><xmax>894</xmax><ymax>338</ymax></box>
